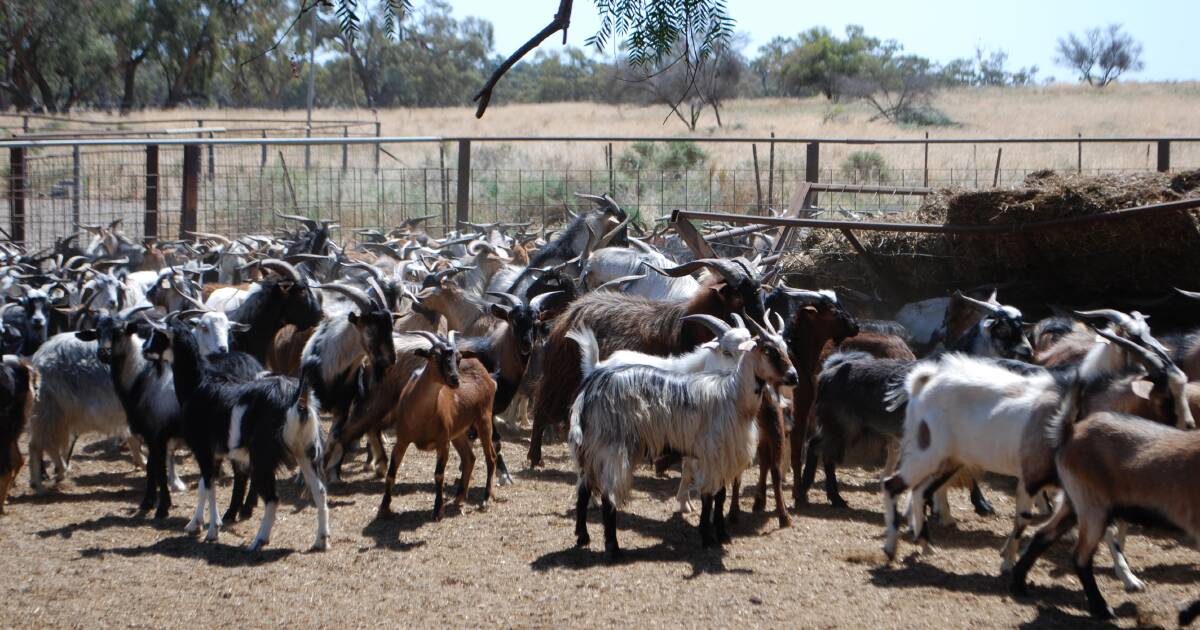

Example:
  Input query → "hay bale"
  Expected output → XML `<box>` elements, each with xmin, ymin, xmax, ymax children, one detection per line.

<box><xmin>781</xmin><ymin>169</ymin><xmax>1200</xmax><ymax>303</ymax></box>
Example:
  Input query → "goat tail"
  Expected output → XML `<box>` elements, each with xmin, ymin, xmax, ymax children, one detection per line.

<box><xmin>890</xmin><ymin>360</ymin><xmax>938</xmax><ymax>411</ymax></box>
<box><xmin>565</xmin><ymin>326</ymin><xmax>600</xmax><ymax>379</ymax></box>
<box><xmin>1047</xmin><ymin>370</ymin><xmax>1085</xmax><ymax>451</ymax></box>
<box><xmin>567</xmin><ymin>391</ymin><xmax>586</xmax><ymax>462</ymax></box>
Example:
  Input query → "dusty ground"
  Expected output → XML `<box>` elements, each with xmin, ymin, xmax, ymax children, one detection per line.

<box><xmin>1</xmin><ymin>428</ymin><xmax>1196</xmax><ymax>628</ymax></box>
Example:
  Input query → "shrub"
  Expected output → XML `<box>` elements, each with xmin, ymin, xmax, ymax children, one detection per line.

<box><xmin>618</xmin><ymin>141</ymin><xmax>708</xmax><ymax>173</ymax></box>
<box><xmin>840</xmin><ymin>151</ymin><xmax>889</xmax><ymax>183</ymax></box>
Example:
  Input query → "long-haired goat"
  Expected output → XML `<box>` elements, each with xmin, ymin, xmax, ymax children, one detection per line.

<box><xmin>569</xmin><ymin>317</ymin><xmax>797</xmax><ymax>559</ymax></box>
<box><xmin>529</xmin><ymin>257</ymin><xmax>765</xmax><ymax>467</ymax></box>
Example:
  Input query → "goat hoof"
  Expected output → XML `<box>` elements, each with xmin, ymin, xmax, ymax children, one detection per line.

<box><xmin>170</xmin><ymin>479</ymin><xmax>187</xmax><ymax>493</ymax></box>
<box><xmin>204</xmin><ymin>531</ymin><xmax>219</xmax><ymax>544</ymax></box>
<box><xmin>830</xmin><ymin>497</ymin><xmax>849</xmax><ymax>509</ymax></box>
<box><xmin>575</xmin><ymin>533</ymin><xmax>590</xmax><ymax>548</ymax></box>
<box><xmin>752</xmin><ymin>498</ymin><xmax>766</xmax><ymax>513</ymax></box>
<box><xmin>777</xmin><ymin>514</ymin><xmax>792</xmax><ymax>529</ymax></box>
<box><xmin>375</xmin><ymin>507</ymin><xmax>393</xmax><ymax>521</ymax></box>
<box><xmin>605</xmin><ymin>548</ymin><xmax>621</xmax><ymax>563</ymax></box>
<box><xmin>1123</xmin><ymin>577</ymin><xmax>1147</xmax><ymax>593</ymax></box>
<box><xmin>184</xmin><ymin>520</ymin><xmax>201</xmax><ymax>534</ymax></box>
<box><xmin>974</xmin><ymin>501</ymin><xmax>996</xmax><ymax>517</ymax></box>
<box><xmin>153</xmin><ymin>508</ymin><xmax>170</xmax><ymax>521</ymax></box>
<box><xmin>727</xmin><ymin>511</ymin><xmax>740</xmax><ymax>525</ymax></box>
<box><xmin>221</xmin><ymin>509</ymin><xmax>238</xmax><ymax>524</ymax></box>
<box><xmin>247</xmin><ymin>539</ymin><xmax>267</xmax><ymax>552</ymax></box>
<box><xmin>498</xmin><ymin>472</ymin><xmax>514</xmax><ymax>486</ymax></box>
<box><xmin>309</xmin><ymin>536</ymin><xmax>330</xmax><ymax>553</ymax></box>
<box><xmin>1090</xmin><ymin>605</ymin><xmax>1116</xmax><ymax>621</ymax></box>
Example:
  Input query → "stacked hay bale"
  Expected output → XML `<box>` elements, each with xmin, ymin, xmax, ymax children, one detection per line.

<box><xmin>782</xmin><ymin>169</ymin><xmax>1200</xmax><ymax>304</ymax></box>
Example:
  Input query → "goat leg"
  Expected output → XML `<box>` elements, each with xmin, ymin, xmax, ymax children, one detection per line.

<box><xmin>714</xmin><ymin>487</ymin><xmax>730</xmax><ymax>544</ymax></box>
<box><xmin>771</xmin><ymin>463</ymin><xmax>790</xmax><ymax>528</ymax></box>
<box><xmin>970</xmin><ymin>480</ymin><xmax>996</xmax><ymax>516</ymax></box>
<box><xmin>699</xmin><ymin>493</ymin><xmax>716</xmax><ymax>548</ymax></box>
<box><xmin>490</xmin><ymin>418</ymin><xmax>512</xmax><ymax>486</ymax></box>
<box><xmin>431</xmin><ymin>445</ymin><xmax>448</xmax><ymax>521</ymax></box>
<box><xmin>1010</xmin><ymin>501</ymin><xmax>1077</xmax><ymax>596</ymax></box>
<box><xmin>727</xmin><ymin>478</ymin><xmax>741</xmax><ymax>524</ymax></box>
<box><xmin>823</xmin><ymin>457</ymin><xmax>848</xmax><ymax>508</ymax></box>
<box><xmin>150</xmin><ymin>437</ymin><xmax>172</xmax><ymax>520</ymax></box>
<box><xmin>223</xmin><ymin>467</ymin><xmax>249</xmax><ymax>523</ymax></box>
<box><xmin>601</xmin><ymin>494</ymin><xmax>620</xmax><ymax>561</ymax></box>
<box><xmin>450</xmin><ymin>435</ymin><xmax>475</xmax><ymax>507</ymax></box>
<box><xmin>574</xmin><ymin>481</ymin><xmax>591</xmax><ymax>547</ymax></box>
<box><xmin>136</xmin><ymin>439</ymin><xmax>160</xmax><ymax>516</ymax></box>
<box><xmin>377</xmin><ymin>441</ymin><xmax>408</xmax><ymax>518</ymax></box>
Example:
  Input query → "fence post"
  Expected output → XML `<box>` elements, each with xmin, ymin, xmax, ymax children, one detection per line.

<box><xmin>21</xmin><ymin>116</ymin><xmax>28</xmax><ymax>134</ymax></box>
<box><xmin>305</xmin><ymin>125</ymin><xmax>312</xmax><ymax>170</ymax></box>
<box><xmin>342</xmin><ymin>126</ymin><xmax>349</xmax><ymax>172</ymax></box>
<box><xmin>1077</xmin><ymin>133</ymin><xmax>1083</xmax><ymax>174</ymax></box>
<box><xmin>805</xmin><ymin>142</ymin><xmax>820</xmax><ymax>207</ymax></box>
<box><xmin>9</xmin><ymin>148</ymin><xmax>25</xmax><ymax>246</ymax></box>
<box><xmin>752</xmin><ymin>144</ymin><xmax>764</xmax><ymax>214</ymax></box>
<box><xmin>1157</xmin><ymin>140</ymin><xmax>1171</xmax><ymax>173</ymax></box>
<box><xmin>207</xmin><ymin>131</ymin><xmax>215</xmax><ymax>180</ymax></box>
<box><xmin>181</xmin><ymin>145</ymin><xmax>200</xmax><ymax>238</ymax></box>
<box><xmin>767</xmin><ymin>132</ymin><xmax>775</xmax><ymax>208</ymax></box>
<box><xmin>71</xmin><ymin>145</ymin><xmax>81</xmax><ymax>228</ymax></box>
<box><xmin>456</xmin><ymin>140</ymin><xmax>471</xmax><ymax>228</ymax></box>
<box><xmin>261</xmin><ymin>130</ymin><xmax>267</xmax><ymax>168</ymax></box>
<box><xmin>374</xmin><ymin>122</ymin><xmax>381</xmax><ymax>174</ymax></box>
<box><xmin>145</xmin><ymin>145</ymin><xmax>159</xmax><ymax>240</ymax></box>
<box><xmin>992</xmin><ymin>147</ymin><xmax>1002</xmax><ymax>187</ymax></box>
<box><xmin>923</xmin><ymin>131</ymin><xmax>930</xmax><ymax>186</ymax></box>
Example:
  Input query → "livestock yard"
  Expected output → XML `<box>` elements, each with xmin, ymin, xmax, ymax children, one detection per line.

<box><xmin>3</xmin><ymin>86</ymin><xmax>1200</xmax><ymax>629</ymax></box>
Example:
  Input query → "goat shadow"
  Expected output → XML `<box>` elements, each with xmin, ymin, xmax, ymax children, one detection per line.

<box><xmin>78</xmin><ymin>534</ymin><xmax>294</xmax><ymax>566</ymax></box>
<box><xmin>532</xmin><ymin>508</ymin><xmax>753</xmax><ymax>580</ymax></box>
<box><xmin>36</xmin><ymin>512</ymin><xmax>190</xmax><ymax>539</ymax></box>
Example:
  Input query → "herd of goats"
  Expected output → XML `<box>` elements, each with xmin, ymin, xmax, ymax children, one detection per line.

<box><xmin>0</xmin><ymin>192</ymin><xmax>1199</xmax><ymax>623</ymax></box>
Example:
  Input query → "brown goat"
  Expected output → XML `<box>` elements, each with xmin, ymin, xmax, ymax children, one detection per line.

<box><xmin>377</xmin><ymin>331</ymin><xmax>497</xmax><ymax>520</ymax></box>
<box><xmin>529</xmin><ymin>260</ymin><xmax>763</xmax><ymax>467</ymax></box>
<box><xmin>0</xmin><ymin>357</ymin><xmax>36</xmax><ymax>514</ymax></box>
<box><xmin>267</xmin><ymin>324</ymin><xmax>315</xmax><ymax>376</ymax></box>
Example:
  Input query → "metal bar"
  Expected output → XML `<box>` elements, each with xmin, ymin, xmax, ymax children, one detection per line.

<box><xmin>809</xmin><ymin>182</ymin><xmax>930</xmax><ymax>195</ymax></box>
<box><xmin>923</xmin><ymin>131</ymin><xmax>930</xmax><ymax>187</ymax></box>
<box><xmin>767</xmin><ymin>133</ymin><xmax>775</xmax><ymax>208</ymax></box>
<box><xmin>145</xmin><ymin>145</ymin><xmax>159</xmax><ymax>240</ymax></box>
<box><xmin>278</xmin><ymin>151</ymin><xmax>301</xmax><ymax>214</ymax></box>
<box><xmin>769</xmin><ymin>182</ymin><xmax>813</xmax><ymax>260</ymax></box>
<box><xmin>207</xmin><ymin>131</ymin><xmax>215</xmax><ymax>180</ymax></box>
<box><xmin>180</xmin><ymin>145</ymin><xmax>200</xmax><ymax>239</ymax></box>
<box><xmin>1158</xmin><ymin>140</ymin><xmax>1171</xmax><ymax>173</ymax></box>
<box><xmin>342</xmin><ymin>126</ymin><xmax>349</xmax><ymax>172</ymax></box>
<box><xmin>1078</xmin><ymin>133</ymin><xmax>1083</xmax><ymax>173</ymax></box>
<box><xmin>706</xmin><ymin>223</ymin><xmax>772</xmax><ymax>241</ymax></box>
<box><xmin>373</xmin><ymin>122</ymin><xmax>381</xmax><ymax>174</ymax></box>
<box><xmin>993</xmin><ymin>148</ymin><xmax>1002</xmax><ymax>187</ymax></box>
<box><xmin>673</xmin><ymin>215</ymin><xmax>718</xmax><ymax>259</ymax></box>
<box><xmin>7</xmin><ymin>135</ymin><xmax>1200</xmax><ymax>149</ymax></box>
<box><xmin>9</xmin><ymin>148</ymin><xmax>25</xmax><ymax>246</ymax></box>
<box><xmin>805</xmin><ymin>142</ymin><xmax>820</xmax><ymax>206</ymax></box>
<box><xmin>675</xmin><ymin>197</ymin><xmax>1200</xmax><ymax>235</ymax></box>
<box><xmin>71</xmin><ymin>145</ymin><xmax>81</xmax><ymax>227</ymax></box>
<box><xmin>752</xmin><ymin>144</ymin><xmax>763</xmax><ymax>213</ymax></box>
<box><xmin>456</xmin><ymin>140</ymin><xmax>471</xmax><ymax>228</ymax></box>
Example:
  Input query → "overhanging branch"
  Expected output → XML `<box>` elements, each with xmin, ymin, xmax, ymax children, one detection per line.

<box><xmin>472</xmin><ymin>0</ymin><xmax>573</xmax><ymax>119</ymax></box>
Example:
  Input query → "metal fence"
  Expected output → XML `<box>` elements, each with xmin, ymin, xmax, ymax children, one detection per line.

<box><xmin>2</xmin><ymin>134</ymin><xmax>1198</xmax><ymax>249</ymax></box>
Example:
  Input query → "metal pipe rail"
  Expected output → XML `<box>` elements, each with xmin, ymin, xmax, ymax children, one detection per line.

<box><xmin>672</xmin><ymin>197</ymin><xmax>1200</xmax><ymax>236</ymax></box>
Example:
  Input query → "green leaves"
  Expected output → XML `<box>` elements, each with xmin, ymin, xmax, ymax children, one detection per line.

<box><xmin>331</xmin><ymin>0</ymin><xmax>411</xmax><ymax>42</ymax></box>
<box><xmin>588</xmin><ymin>0</ymin><xmax>735</xmax><ymax>68</ymax></box>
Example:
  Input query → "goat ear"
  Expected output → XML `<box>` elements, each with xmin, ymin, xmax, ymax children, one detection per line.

<box><xmin>490</xmin><ymin>304</ymin><xmax>512</xmax><ymax>320</ymax></box>
<box><xmin>228</xmin><ymin>322</ymin><xmax>251</xmax><ymax>332</ymax></box>
<box><xmin>75</xmin><ymin>329</ymin><xmax>97</xmax><ymax>341</ymax></box>
<box><xmin>414</xmin><ymin>348</ymin><xmax>430</xmax><ymax>359</ymax></box>
<box><xmin>737</xmin><ymin>339</ymin><xmax>756</xmax><ymax>352</ymax></box>
<box><xmin>124</xmin><ymin>321</ymin><xmax>141</xmax><ymax>335</ymax></box>
<box><xmin>803</xmin><ymin>306</ymin><xmax>818</xmax><ymax>314</ymax></box>
<box><xmin>459</xmin><ymin>349</ymin><xmax>481</xmax><ymax>360</ymax></box>
<box><xmin>347</xmin><ymin>312</ymin><xmax>360</xmax><ymax>325</ymax></box>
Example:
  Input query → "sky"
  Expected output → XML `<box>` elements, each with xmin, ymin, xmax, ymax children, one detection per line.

<box><xmin>446</xmin><ymin>0</ymin><xmax>1199</xmax><ymax>82</ymax></box>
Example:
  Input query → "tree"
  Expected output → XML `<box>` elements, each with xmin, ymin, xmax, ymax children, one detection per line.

<box><xmin>941</xmin><ymin>47</ymin><xmax>1038</xmax><ymax>87</ymax></box>
<box><xmin>98</xmin><ymin>0</ymin><xmax>156</xmax><ymax>113</ymax></box>
<box><xmin>1055</xmin><ymin>24</ymin><xmax>1144</xmax><ymax>87</ymax></box>
<box><xmin>836</xmin><ymin>42</ymin><xmax>942</xmax><ymax>124</ymax></box>
<box><xmin>0</xmin><ymin>0</ymin><xmax>115</xmax><ymax>112</ymax></box>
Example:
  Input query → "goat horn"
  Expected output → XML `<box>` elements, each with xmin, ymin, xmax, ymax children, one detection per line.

<box><xmin>594</xmin><ymin>273</ymin><xmax>645</xmax><ymax>292</ymax></box>
<box><xmin>529</xmin><ymin>290</ymin><xmax>564</xmax><ymax>312</ymax></box>
<box><xmin>410</xmin><ymin>330</ymin><xmax>442</xmax><ymax>347</ymax></box>
<box><xmin>1073</xmin><ymin>309</ymin><xmax>1133</xmax><ymax>328</ymax></box>
<box><xmin>599</xmin><ymin>216</ymin><xmax>630</xmax><ymax>247</ymax></box>
<box><xmin>681</xmin><ymin>314</ymin><xmax>731</xmax><ymax>337</ymax></box>
<box><xmin>365</xmin><ymin>277</ymin><xmax>388</xmax><ymax>309</ymax></box>
<box><xmin>778</xmin><ymin>287</ymin><xmax>827</xmax><ymax>306</ymax></box>
<box><xmin>92</xmin><ymin>258</ymin><xmax>130</xmax><ymax>270</ymax></box>
<box><xmin>486</xmin><ymin>292</ymin><xmax>522</xmax><ymax>307</ymax></box>
<box><xmin>573</xmin><ymin>192</ymin><xmax>627</xmax><ymax>220</ymax></box>
<box><xmin>119</xmin><ymin>304</ymin><xmax>155</xmax><ymax>320</ymax></box>
<box><xmin>178</xmin><ymin>309</ymin><xmax>208</xmax><ymax>320</ymax></box>
<box><xmin>258</xmin><ymin>259</ymin><xmax>303</xmax><ymax>283</ymax></box>
<box><xmin>953</xmin><ymin>290</ymin><xmax>1003</xmax><ymax>315</ymax></box>
<box><xmin>731</xmin><ymin>313</ymin><xmax>746</xmax><ymax>330</ymax></box>
<box><xmin>317</xmin><ymin>283</ymin><xmax>375</xmax><ymax>314</ymax></box>
<box><xmin>744</xmin><ymin>315</ymin><xmax>767</xmax><ymax>337</ymax></box>
<box><xmin>1176</xmin><ymin>288</ymin><xmax>1200</xmax><ymax>301</ymax></box>
<box><xmin>1094</xmin><ymin>328</ymin><xmax>1165</xmax><ymax>374</ymax></box>
<box><xmin>171</xmin><ymin>285</ymin><xmax>210</xmax><ymax>312</ymax></box>
<box><xmin>186</xmin><ymin>230</ymin><xmax>232</xmax><ymax>246</ymax></box>
<box><xmin>275</xmin><ymin>211</ymin><xmax>317</xmax><ymax>228</ymax></box>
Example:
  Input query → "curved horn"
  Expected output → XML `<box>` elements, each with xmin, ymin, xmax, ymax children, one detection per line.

<box><xmin>91</xmin><ymin>257</ymin><xmax>130</xmax><ymax>270</ymax></box>
<box><xmin>410</xmin><ymin>330</ymin><xmax>442</xmax><ymax>347</ymax></box>
<box><xmin>529</xmin><ymin>290</ymin><xmax>564</xmax><ymax>312</ymax></box>
<box><xmin>178</xmin><ymin>309</ymin><xmax>209</xmax><ymax>320</ymax></box>
<box><xmin>779</xmin><ymin>287</ymin><xmax>829</xmax><ymax>306</ymax></box>
<box><xmin>258</xmin><ymin>259</ymin><xmax>303</xmax><ymax>283</ymax></box>
<box><xmin>119</xmin><ymin>303</ymin><xmax>154</xmax><ymax>320</ymax></box>
<box><xmin>1176</xmin><ymin>288</ymin><xmax>1200</xmax><ymax>301</ymax></box>
<box><xmin>275</xmin><ymin>211</ymin><xmax>317</xmax><ymax>229</ymax></box>
<box><xmin>1095</xmin><ymin>328</ymin><xmax>1165</xmax><ymax>374</ymax></box>
<box><xmin>486</xmin><ymin>292</ymin><xmax>522</xmax><ymax>307</ymax></box>
<box><xmin>594</xmin><ymin>274</ymin><xmax>645</xmax><ymax>292</ymax></box>
<box><xmin>953</xmin><ymin>290</ymin><xmax>1003</xmax><ymax>315</ymax></box>
<box><xmin>171</xmin><ymin>285</ymin><xmax>210</xmax><ymax>311</ymax></box>
<box><xmin>744</xmin><ymin>315</ymin><xmax>767</xmax><ymax>337</ymax></box>
<box><xmin>185</xmin><ymin>230</ymin><xmax>232</xmax><ymax>246</ymax></box>
<box><xmin>599</xmin><ymin>216</ymin><xmax>630</xmax><ymax>247</ymax></box>
<box><xmin>731</xmin><ymin>313</ymin><xmax>746</xmax><ymax>330</ymax></box>
<box><xmin>316</xmin><ymin>283</ymin><xmax>374</xmax><ymax>314</ymax></box>
<box><xmin>681</xmin><ymin>314</ymin><xmax>731</xmax><ymax>337</ymax></box>
<box><xmin>365</xmin><ymin>277</ymin><xmax>388</xmax><ymax>309</ymax></box>
<box><xmin>1073</xmin><ymin>309</ymin><xmax>1133</xmax><ymax>328</ymax></box>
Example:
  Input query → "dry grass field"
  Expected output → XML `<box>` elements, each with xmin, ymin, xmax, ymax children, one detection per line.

<box><xmin>2</xmin><ymin>425</ymin><xmax>1196</xmax><ymax>628</ymax></box>
<box><xmin>48</xmin><ymin>82</ymin><xmax>1200</xmax><ymax>173</ymax></box>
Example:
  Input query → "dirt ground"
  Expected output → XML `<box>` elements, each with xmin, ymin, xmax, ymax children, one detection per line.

<box><xmin>1</xmin><ymin>427</ymin><xmax>1196</xmax><ymax>628</ymax></box>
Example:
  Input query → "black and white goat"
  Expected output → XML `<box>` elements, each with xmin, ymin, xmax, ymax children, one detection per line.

<box><xmin>569</xmin><ymin>317</ymin><xmax>798</xmax><ymax>558</ymax></box>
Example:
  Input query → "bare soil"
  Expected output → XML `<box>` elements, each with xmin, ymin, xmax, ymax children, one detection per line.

<box><xmin>1</xmin><ymin>428</ymin><xmax>1196</xmax><ymax>628</ymax></box>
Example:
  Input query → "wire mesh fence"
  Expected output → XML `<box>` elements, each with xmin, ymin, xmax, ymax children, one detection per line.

<box><xmin>2</xmin><ymin>135</ymin><xmax>1197</xmax><ymax>250</ymax></box>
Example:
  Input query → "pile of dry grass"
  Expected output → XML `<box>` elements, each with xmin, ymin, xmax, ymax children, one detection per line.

<box><xmin>782</xmin><ymin>169</ymin><xmax>1200</xmax><ymax>304</ymax></box>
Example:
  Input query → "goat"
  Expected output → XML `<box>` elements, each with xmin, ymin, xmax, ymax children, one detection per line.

<box><xmin>506</xmin><ymin>193</ymin><xmax>628</xmax><ymax>298</ymax></box>
<box><xmin>1010</xmin><ymin>378</ymin><xmax>1200</xmax><ymax>621</ymax></box>
<box><xmin>77</xmin><ymin>305</ymin><xmax>186</xmax><ymax>518</ymax></box>
<box><xmin>529</xmin><ymin>257</ymin><xmax>765</xmax><ymax>467</ymax></box>
<box><xmin>880</xmin><ymin>317</ymin><xmax>1186</xmax><ymax>574</ymax></box>
<box><xmin>0</xmin><ymin>356</ymin><xmax>36</xmax><ymax>513</ymax></box>
<box><xmin>228</xmin><ymin>374</ymin><xmax>330</xmax><ymax>552</ymax></box>
<box><xmin>377</xmin><ymin>331</ymin><xmax>497</xmax><ymax>521</ymax></box>
<box><xmin>300</xmin><ymin>280</ymin><xmax>398</xmax><ymax>481</ymax></box>
<box><xmin>225</xmin><ymin>259</ymin><xmax>323</xmax><ymax>364</ymax></box>
<box><xmin>569</xmin><ymin>316</ymin><xmax>798</xmax><ymax>559</ymax></box>
<box><xmin>567</xmin><ymin>313</ymin><xmax>752</xmax><ymax>513</ymax></box>
<box><xmin>141</xmin><ymin>316</ymin><xmax>264</xmax><ymax>542</ymax></box>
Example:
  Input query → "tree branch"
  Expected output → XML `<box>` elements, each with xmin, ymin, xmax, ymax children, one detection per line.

<box><xmin>473</xmin><ymin>0</ymin><xmax>572</xmax><ymax>118</ymax></box>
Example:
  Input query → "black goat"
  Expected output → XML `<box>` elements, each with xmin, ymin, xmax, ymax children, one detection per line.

<box><xmin>0</xmin><ymin>356</ymin><xmax>36</xmax><ymax>513</ymax></box>
<box><xmin>226</xmin><ymin>259</ymin><xmax>323</xmax><ymax>363</ymax></box>
<box><xmin>507</xmin><ymin>193</ymin><xmax>628</xmax><ymax>299</ymax></box>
